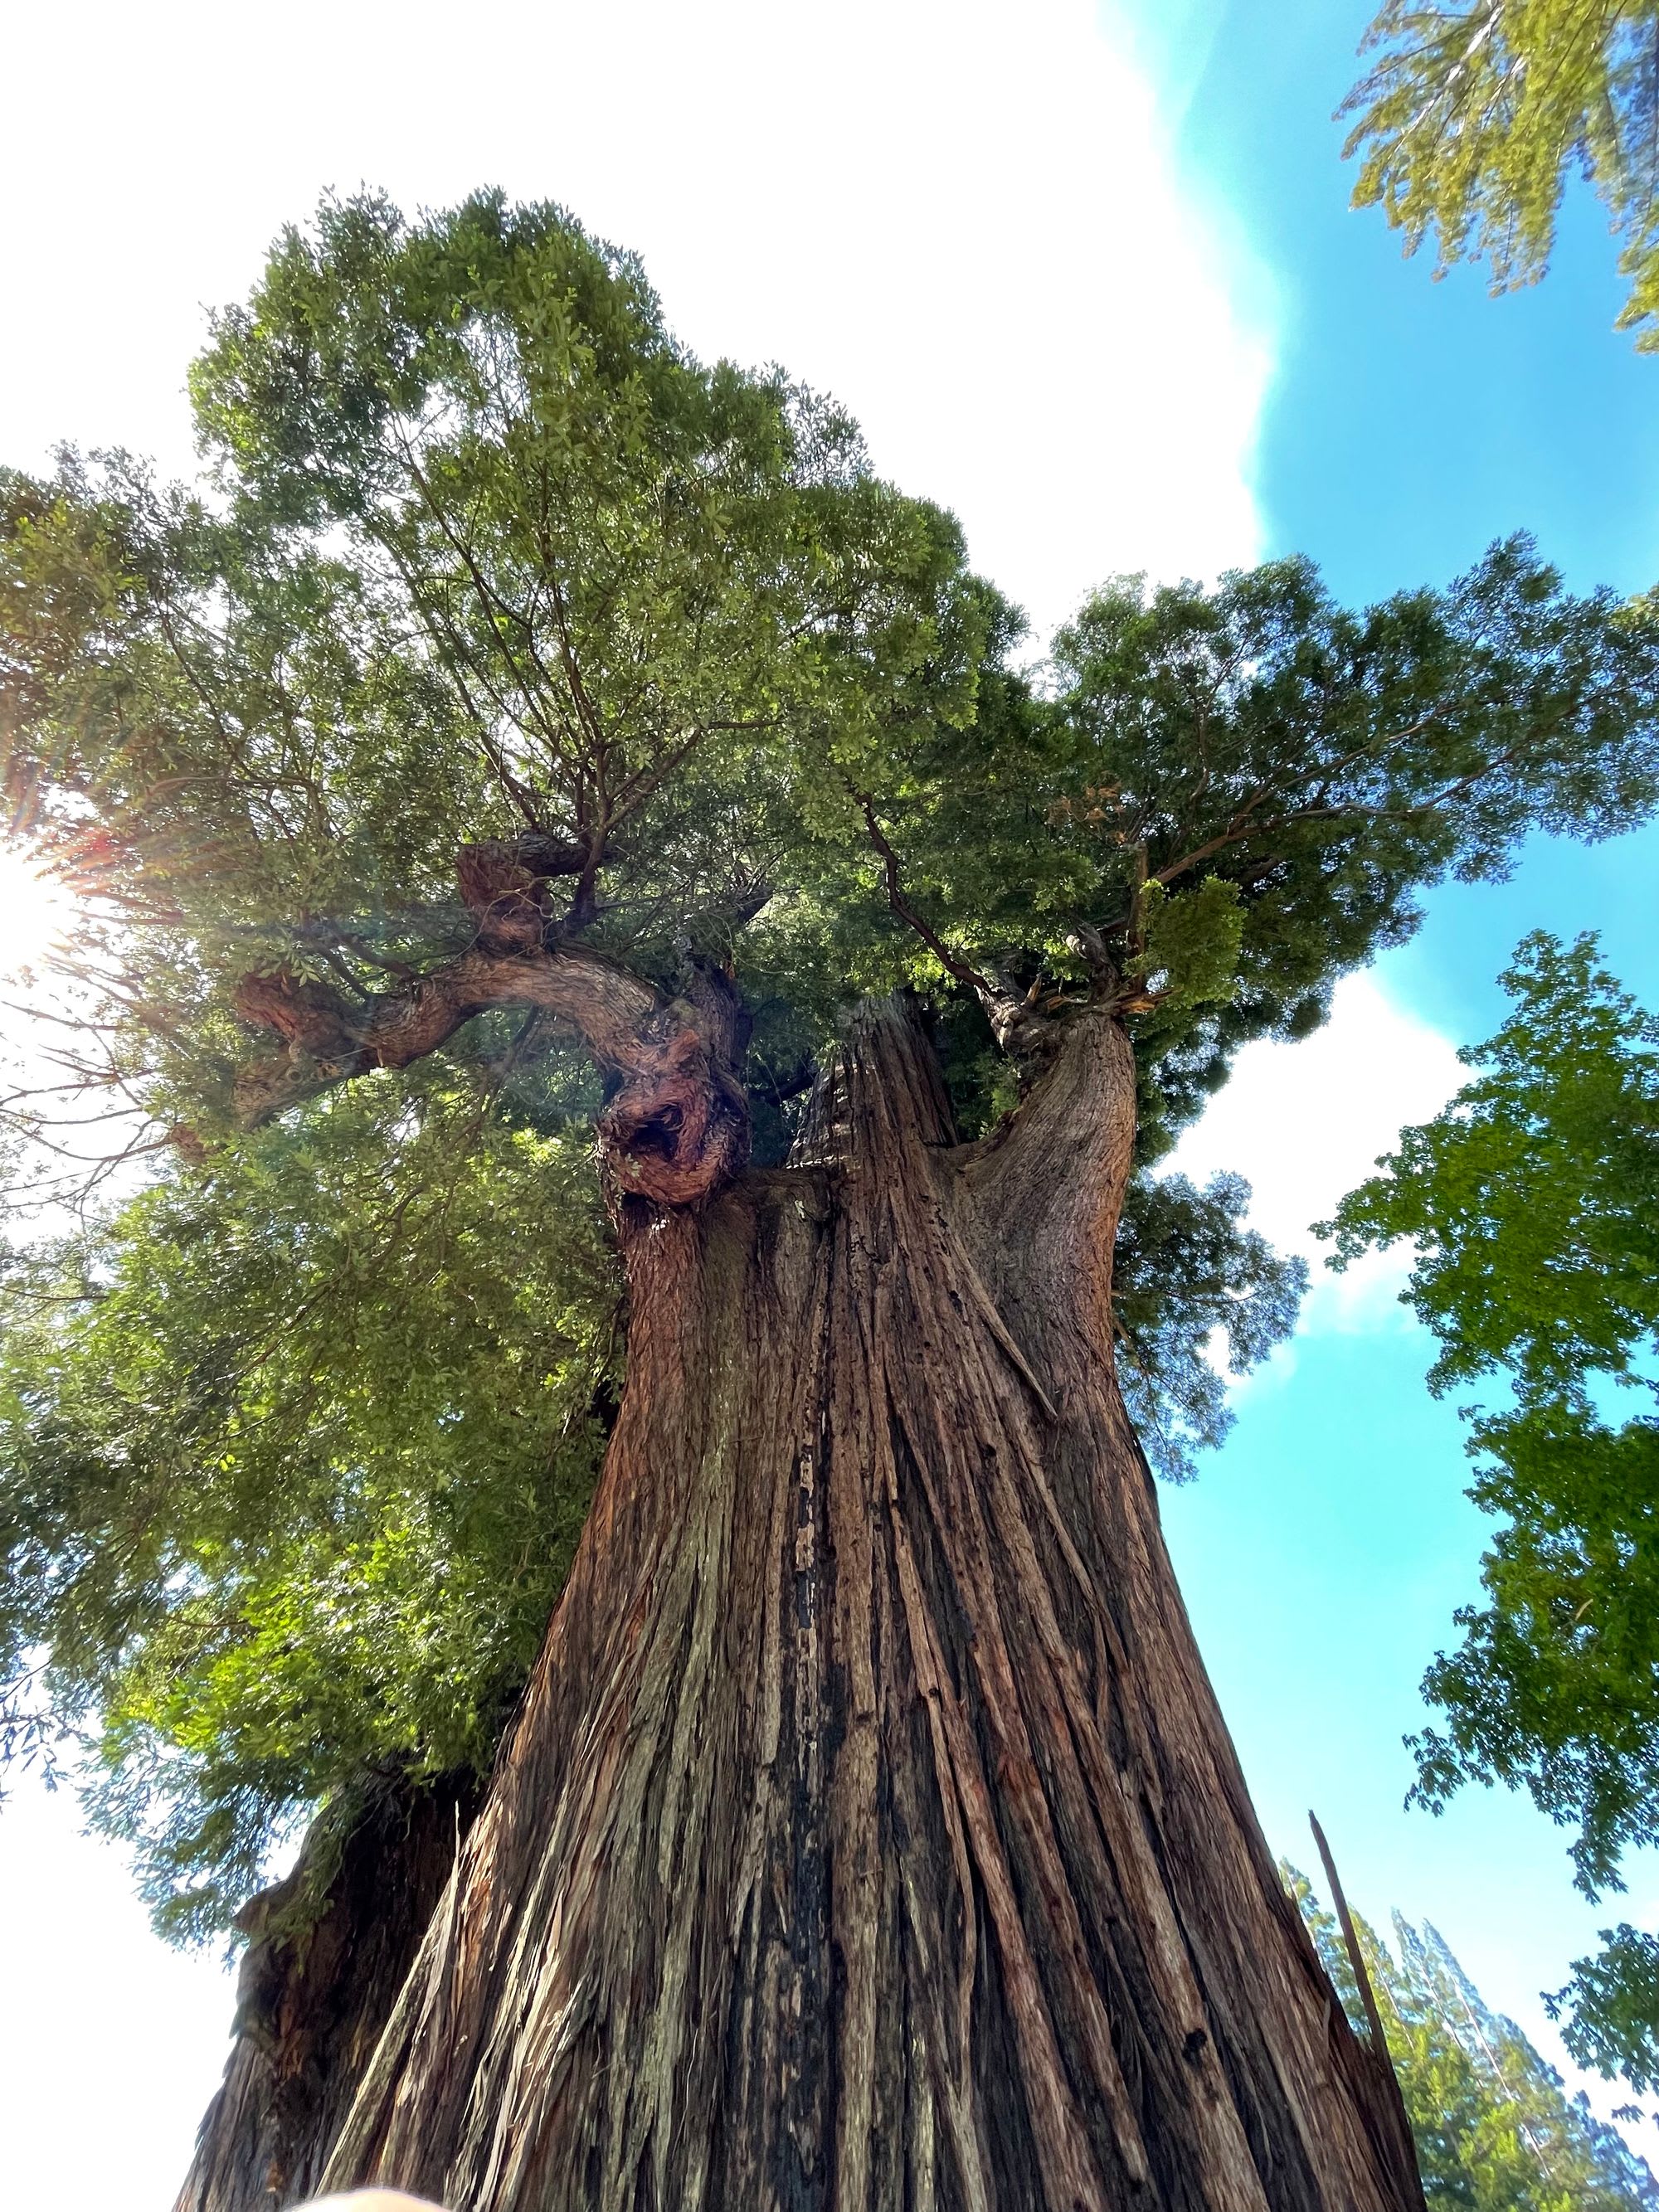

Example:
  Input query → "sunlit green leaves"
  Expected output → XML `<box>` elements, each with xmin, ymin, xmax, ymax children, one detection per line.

<box><xmin>1559</xmin><ymin>1927</ymin><xmax>1659</xmax><ymax>2095</ymax></box>
<box><xmin>1048</xmin><ymin>550</ymin><xmax>1659</xmax><ymax>1155</ymax></box>
<box><xmin>1329</xmin><ymin>932</ymin><xmax>1659</xmax><ymax>1405</ymax></box>
<box><xmin>1344</xmin><ymin>2</ymin><xmax>1659</xmax><ymax>346</ymax></box>
<box><xmin>1326</xmin><ymin>934</ymin><xmax>1659</xmax><ymax>2087</ymax></box>
<box><xmin>1132</xmin><ymin>878</ymin><xmax>1245</xmax><ymax>1013</ymax></box>
<box><xmin>0</xmin><ymin>1057</ymin><xmax>617</xmax><ymax>1936</ymax></box>
<box><xmin>185</xmin><ymin>186</ymin><xmax>980</xmax><ymax>928</ymax></box>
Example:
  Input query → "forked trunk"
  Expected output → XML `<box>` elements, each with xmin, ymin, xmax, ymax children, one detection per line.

<box><xmin>214</xmin><ymin>997</ymin><xmax>1421</xmax><ymax>2212</ymax></box>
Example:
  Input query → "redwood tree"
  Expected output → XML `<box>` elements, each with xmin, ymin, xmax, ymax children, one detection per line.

<box><xmin>4</xmin><ymin>191</ymin><xmax>1659</xmax><ymax>2212</ymax></box>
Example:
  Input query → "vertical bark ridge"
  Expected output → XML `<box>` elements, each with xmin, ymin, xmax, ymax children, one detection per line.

<box><xmin>303</xmin><ymin>995</ymin><xmax>1421</xmax><ymax>2212</ymax></box>
<box><xmin>956</xmin><ymin>1015</ymin><xmax>1420</xmax><ymax>2212</ymax></box>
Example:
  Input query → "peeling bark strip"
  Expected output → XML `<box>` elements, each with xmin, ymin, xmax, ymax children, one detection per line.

<box><xmin>291</xmin><ymin>999</ymin><xmax>1423</xmax><ymax>2212</ymax></box>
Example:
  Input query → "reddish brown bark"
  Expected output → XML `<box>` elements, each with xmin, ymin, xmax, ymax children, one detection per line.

<box><xmin>174</xmin><ymin>1772</ymin><xmax>482</xmax><ymax>2212</ymax></box>
<box><xmin>209</xmin><ymin>994</ymin><xmax>1422</xmax><ymax>2212</ymax></box>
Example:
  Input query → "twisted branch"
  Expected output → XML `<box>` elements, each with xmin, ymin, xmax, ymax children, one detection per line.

<box><xmin>231</xmin><ymin>844</ymin><xmax>748</xmax><ymax>1208</ymax></box>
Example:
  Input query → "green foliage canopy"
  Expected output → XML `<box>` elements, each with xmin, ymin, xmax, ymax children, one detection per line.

<box><xmin>4</xmin><ymin>189</ymin><xmax>1659</xmax><ymax>1932</ymax></box>
<box><xmin>0</xmin><ymin>1060</ymin><xmax>615</xmax><ymax>1938</ymax></box>
<box><xmin>1343</xmin><ymin>2</ymin><xmax>1659</xmax><ymax>345</ymax></box>
<box><xmin>1326</xmin><ymin>933</ymin><xmax>1659</xmax><ymax>2089</ymax></box>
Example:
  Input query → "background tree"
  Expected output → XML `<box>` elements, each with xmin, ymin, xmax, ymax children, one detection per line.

<box><xmin>4</xmin><ymin>188</ymin><xmax>1659</xmax><ymax>2212</ymax></box>
<box><xmin>1326</xmin><ymin>934</ymin><xmax>1659</xmax><ymax>2101</ymax></box>
<box><xmin>1287</xmin><ymin>1864</ymin><xmax>1659</xmax><ymax>2210</ymax></box>
<box><xmin>1342</xmin><ymin>1</ymin><xmax>1659</xmax><ymax>345</ymax></box>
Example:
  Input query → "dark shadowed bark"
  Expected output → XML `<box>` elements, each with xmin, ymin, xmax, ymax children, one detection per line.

<box><xmin>179</xmin><ymin>994</ymin><xmax>1421</xmax><ymax>2212</ymax></box>
<box><xmin>174</xmin><ymin>1771</ymin><xmax>484</xmax><ymax>2212</ymax></box>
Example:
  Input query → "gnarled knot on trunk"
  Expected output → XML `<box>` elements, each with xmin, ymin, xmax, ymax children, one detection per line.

<box><xmin>600</xmin><ymin>1026</ymin><xmax>749</xmax><ymax>1208</ymax></box>
<box><xmin>457</xmin><ymin>839</ymin><xmax>567</xmax><ymax>953</ymax></box>
<box><xmin>981</xmin><ymin>928</ymin><xmax>1122</xmax><ymax>1073</ymax></box>
<box><xmin>981</xmin><ymin>974</ymin><xmax>1090</xmax><ymax>1077</ymax></box>
<box><xmin>234</xmin><ymin>970</ymin><xmax>362</xmax><ymax>1065</ymax></box>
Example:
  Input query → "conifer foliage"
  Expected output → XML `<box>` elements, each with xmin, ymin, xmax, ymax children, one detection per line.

<box><xmin>1344</xmin><ymin>2</ymin><xmax>1659</xmax><ymax>344</ymax></box>
<box><xmin>1288</xmin><ymin>1865</ymin><xmax>1659</xmax><ymax>2212</ymax></box>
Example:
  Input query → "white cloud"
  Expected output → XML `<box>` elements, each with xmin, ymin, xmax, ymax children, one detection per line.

<box><xmin>1306</xmin><ymin>1242</ymin><xmax>1423</xmax><ymax>1337</ymax></box>
<box><xmin>1166</xmin><ymin>970</ymin><xmax>1467</xmax><ymax>1336</ymax></box>
<box><xmin>0</xmin><ymin>0</ymin><xmax>1269</xmax><ymax>644</ymax></box>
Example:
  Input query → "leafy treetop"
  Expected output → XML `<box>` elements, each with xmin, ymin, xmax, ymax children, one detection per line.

<box><xmin>1343</xmin><ymin>1</ymin><xmax>1659</xmax><ymax>346</ymax></box>
<box><xmin>6</xmin><ymin>191</ymin><xmax>1658</xmax><ymax>1160</ymax></box>
<box><xmin>3</xmin><ymin>188</ymin><xmax>1658</xmax><ymax>1932</ymax></box>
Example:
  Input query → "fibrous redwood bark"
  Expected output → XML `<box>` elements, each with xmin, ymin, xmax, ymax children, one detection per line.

<box><xmin>175</xmin><ymin>1770</ymin><xmax>481</xmax><ymax>2212</ymax></box>
<box><xmin>242</xmin><ymin>994</ymin><xmax>1424</xmax><ymax>2212</ymax></box>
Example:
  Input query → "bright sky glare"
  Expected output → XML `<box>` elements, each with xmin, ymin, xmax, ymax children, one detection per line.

<box><xmin>0</xmin><ymin>843</ymin><xmax>75</xmax><ymax>981</ymax></box>
<box><xmin>2</xmin><ymin>0</ymin><xmax>1270</xmax><ymax>646</ymax></box>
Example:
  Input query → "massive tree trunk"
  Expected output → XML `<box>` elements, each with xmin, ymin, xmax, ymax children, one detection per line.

<box><xmin>198</xmin><ymin>994</ymin><xmax>1422</xmax><ymax>2212</ymax></box>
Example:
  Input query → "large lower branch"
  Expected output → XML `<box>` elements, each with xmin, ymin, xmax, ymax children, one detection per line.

<box><xmin>232</xmin><ymin>943</ymin><xmax>664</xmax><ymax>1124</ymax></box>
<box><xmin>234</xmin><ymin>926</ymin><xmax>748</xmax><ymax>1207</ymax></box>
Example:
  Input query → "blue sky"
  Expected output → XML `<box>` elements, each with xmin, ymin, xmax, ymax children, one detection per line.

<box><xmin>1</xmin><ymin>0</ymin><xmax>1657</xmax><ymax>2201</ymax></box>
<box><xmin>1146</xmin><ymin>0</ymin><xmax>1659</xmax><ymax>2156</ymax></box>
